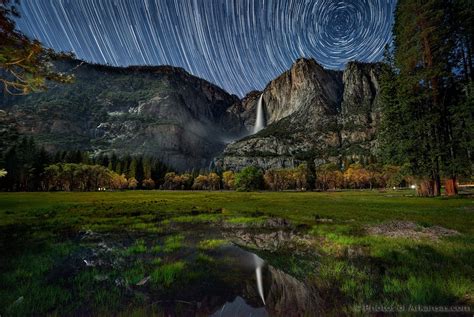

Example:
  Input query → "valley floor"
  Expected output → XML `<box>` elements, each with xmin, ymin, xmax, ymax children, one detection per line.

<box><xmin>0</xmin><ymin>190</ymin><xmax>473</xmax><ymax>316</ymax></box>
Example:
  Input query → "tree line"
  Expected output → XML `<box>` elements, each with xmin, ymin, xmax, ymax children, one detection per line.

<box><xmin>1</xmin><ymin>136</ymin><xmax>417</xmax><ymax>192</ymax></box>
<box><xmin>0</xmin><ymin>137</ymin><xmax>170</xmax><ymax>191</ymax></box>
<box><xmin>160</xmin><ymin>164</ymin><xmax>413</xmax><ymax>192</ymax></box>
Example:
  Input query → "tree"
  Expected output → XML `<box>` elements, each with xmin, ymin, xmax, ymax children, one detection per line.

<box><xmin>222</xmin><ymin>171</ymin><xmax>235</xmax><ymax>190</ymax></box>
<box><xmin>43</xmin><ymin>163</ymin><xmax>113</xmax><ymax>191</ymax></box>
<box><xmin>192</xmin><ymin>175</ymin><xmax>208</xmax><ymax>190</ymax></box>
<box><xmin>208</xmin><ymin>172</ymin><xmax>221</xmax><ymax>190</ymax></box>
<box><xmin>316</xmin><ymin>163</ymin><xmax>343</xmax><ymax>191</ymax></box>
<box><xmin>179</xmin><ymin>173</ymin><xmax>194</xmax><ymax>190</ymax></box>
<box><xmin>294</xmin><ymin>163</ymin><xmax>310</xmax><ymax>190</ymax></box>
<box><xmin>110</xmin><ymin>173</ymin><xmax>128</xmax><ymax>190</ymax></box>
<box><xmin>380</xmin><ymin>0</ymin><xmax>473</xmax><ymax>196</ymax></box>
<box><xmin>128</xmin><ymin>177</ymin><xmax>138</xmax><ymax>189</ymax></box>
<box><xmin>163</xmin><ymin>172</ymin><xmax>192</xmax><ymax>190</ymax></box>
<box><xmin>235</xmin><ymin>166</ymin><xmax>263</xmax><ymax>191</ymax></box>
<box><xmin>0</xmin><ymin>0</ymin><xmax>74</xmax><ymax>95</ymax></box>
<box><xmin>128</xmin><ymin>158</ymin><xmax>138</xmax><ymax>180</ymax></box>
<box><xmin>115</xmin><ymin>161</ymin><xmax>122</xmax><ymax>175</ymax></box>
<box><xmin>343</xmin><ymin>164</ymin><xmax>369</xmax><ymax>189</ymax></box>
<box><xmin>143</xmin><ymin>158</ymin><xmax>152</xmax><ymax>180</ymax></box>
<box><xmin>142</xmin><ymin>178</ymin><xmax>155</xmax><ymax>190</ymax></box>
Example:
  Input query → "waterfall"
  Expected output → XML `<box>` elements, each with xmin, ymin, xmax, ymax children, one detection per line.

<box><xmin>253</xmin><ymin>94</ymin><xmax>265</xmax><ymax>134</ymax></box>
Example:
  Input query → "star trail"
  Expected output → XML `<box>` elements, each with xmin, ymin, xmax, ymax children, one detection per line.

<box><xmin>16</xmin><ymin>0</ymin><xmax>396</xmax><ymax>96</ymax></box>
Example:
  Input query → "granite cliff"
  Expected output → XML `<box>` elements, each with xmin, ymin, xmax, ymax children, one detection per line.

<box><xmin>0</xmin><ymin>57</ymin><xmax>381</xmax><ymax>171</ymax></box>
<box><xmin>222</xmin><ymin>58</ymin><xmax>381</xmax><ymax>170</ymax></box>
<box><xmin>0</xmin><ymin>58</ymin><xmax>243</xmax><ymax>170</ymax></box>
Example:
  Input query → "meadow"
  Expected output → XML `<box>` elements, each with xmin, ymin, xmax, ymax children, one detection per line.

<box><xmin>0</xmin><ymin>190</ymin><xmax>472</xmax><ymax>315</ymax></box>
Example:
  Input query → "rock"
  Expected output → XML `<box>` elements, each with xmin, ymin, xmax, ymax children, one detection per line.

<box><xmin>0</xmin><ymin>58</ymin><xmax>243</xmax><ymax>171</ymax></box>
<box><xmin>226</xmin><ymin>229</ymin><xmax>316</xmax><ymax>254</ymax></box>
<box><xmin>222</xmin><ymin>59</ymin><xmax>381</xmax><ymax>170</ymax></box>
<box><xmin>136</xmin><ymin>276</ymin><xmax>151</xmax><ymax>286</ymax></box>
<box><xmin>262</xmin><ymin>217</ymin><xmax>292</xmax><ymax>228</ymax></box>
<box><xmin>1</xmin><ymin>57</ymin><xmax>383</xmax><ymax>171</ymax></box>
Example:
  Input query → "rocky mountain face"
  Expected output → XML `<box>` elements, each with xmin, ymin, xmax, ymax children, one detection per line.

<box><xmin>0</xmin><ymin>59</ymin><xmax>243</xmax><ymax>170</ymax></box>
<box><xmin>222</xmin><ymin>58</ymin><xmax>381</xmax><ymax>170</ymax></box>
<box><xmin>0</xmin><ymin>57</ymin><xmax>381</xmax><ymax>171</ymax></box>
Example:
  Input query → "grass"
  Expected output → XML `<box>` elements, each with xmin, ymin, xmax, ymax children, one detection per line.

<box><xmin>162</xmin><ymin>234</ymin><xmax>185</xmax><ymax>253</ymax></box>
<box><xmin>198</xmin><ymin>239</ymin><xmax>228</xmax><ymax>250</ymax></box>
<box><xmin>124</xmin><ymin>239</ymin><xmax>147</xmax><ymax>255</ymax></box>
<box><xmin>0</xmin><ymin>189</ymin><xmax>472</xmax><ymax>315</ymax></box>
<box><xmin>150</xmin><ymin>261</ymin><xmax>186</xmax><ymax>288</ymax></box>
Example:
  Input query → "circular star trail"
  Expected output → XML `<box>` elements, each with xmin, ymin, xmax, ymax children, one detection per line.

<box><xmin>16</xmin><ymin>0</ymin><xmax>396</xmax><ymax>96</ymax></box>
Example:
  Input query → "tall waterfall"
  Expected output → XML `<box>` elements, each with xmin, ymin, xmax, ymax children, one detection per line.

<box><xmin>253</xmin><ymin>94</ymin><xmax>265</xmax><ymax>134</ymax></box>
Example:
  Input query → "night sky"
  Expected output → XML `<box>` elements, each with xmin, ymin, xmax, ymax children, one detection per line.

<box><xmin>16</xmin><ymin>0</ymin><xmax>396</xmax><ymax>96</ymax></box>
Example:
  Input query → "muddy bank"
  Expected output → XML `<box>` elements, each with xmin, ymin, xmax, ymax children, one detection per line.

<box><xmin>366</xmin><ymin>221</ymin><xmax>460</xmax><ymax>241</ymax></box>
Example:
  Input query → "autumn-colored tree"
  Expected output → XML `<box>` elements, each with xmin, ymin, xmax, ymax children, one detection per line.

<box><xmin>163</xmin><ymin>172</ymin><xmax>179</xmax><ymax>190</ymax></box>
<box><xmin>179</xmin><ymin>173</ymin><xmax>194</xmax><ymax>190</ymax></box>
<box><xmin>192</xmin><ymin>175</ymin><xmax>208</xmax><ymax>190</ymax></box>
<box><xmin>294</xmin><ymin>163</ymin><xmax>310</xmax><ymax>190</ymax></box>
<box><xmin>344</xmin><ymin>164</ymin><xmax>370</xmax><ymax>189</ymax></box>
<box><xmin>110</xmin><ymin>173</ymin><xmax>128</xmax><ymax>190</ymax></box>
<box><xmin>142</xmin><ymin>178</ymin><xmax>155</xmax><ymax>190</ymax></box>
<box><xmin>128</xmin><ymin>177</ymin><xmax>138</xmax><ymax>189</ymax></box>
<box><xmin>316</xmin><ymin>163</ymin><xmax>343</xmax><ymax>191</ymax></box>
<box><xmin>208</xmin><ymin>172</ymin><xmax>221</xmax><ymax>190</ymax></box>
<box><xmin>222</xmin><ymin>171</ymin><xmax>235</xmax><ymax>190</ymax></box>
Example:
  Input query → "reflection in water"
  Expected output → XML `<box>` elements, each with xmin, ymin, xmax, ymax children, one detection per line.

<box><xmin>211</xmin><ymin>296</ymin><xmax>268</xmax><ymax>317</ymax></box>
<box><xmin>256</xmin><ymin>266</ymin><xmax>265</xmax><ymax>305</ymax></box>
<box><xmin>253</xmin><ymin>254</ymin><xmax>266</xmax><ymax>305</ymax></box>
<box><xmin>74</xmin><ymin>229</ymin><xmax>319</xmax><ymax>316</ymax></box>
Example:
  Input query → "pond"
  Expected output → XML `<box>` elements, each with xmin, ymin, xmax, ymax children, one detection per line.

<box><xmin>46</xmin><ymin>219</ymin><xmax>320</xmax><ymax>316</ymax></box>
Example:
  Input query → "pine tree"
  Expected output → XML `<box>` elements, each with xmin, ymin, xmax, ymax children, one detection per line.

<box><xmin>381</xmin><ymin>0</ymin><xmax>472</xmax><ymax>196</ymax></box>
<box><xmin>143</xmin><ymin>158</ymin><xmax>152</xmax><ymax>179</ymax></box>
<box><xmin>128</xmin><ymin>158</ymin><xmax>138</xmax><ymax>179</ymax></box>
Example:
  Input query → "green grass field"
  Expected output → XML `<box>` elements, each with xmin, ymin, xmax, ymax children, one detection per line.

<box><xmin>0</xmin><ymin>190</ymin><xmax>473</xmax><ymax>315</ymax></box>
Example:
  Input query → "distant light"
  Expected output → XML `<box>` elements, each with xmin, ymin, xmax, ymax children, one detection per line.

<box><xmin>410</xmin><ymin>185</ymin><xmax>416</xmax><ymax>189</ymax></box>
<box><xmin>393</xmin><ymin>186</ymin><xmax>396</xmax><ymax>190</ymax></box>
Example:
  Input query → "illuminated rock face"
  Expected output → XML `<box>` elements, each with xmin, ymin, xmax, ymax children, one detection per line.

<box><xmin>223</xmin><ymin>58</ymin><xmax>382</xmax><ymax>170</ymax></box>
<box><xmin>0</xmin><ymin>57</ymin><xmax>380</xmax><ymax>171</ymax></box>
<box><xmin>0</xmin><ymin>58</ymin><xmax>244</xmax><ymax>171</ymax></box>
